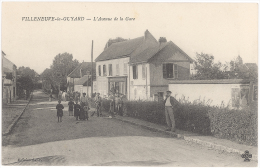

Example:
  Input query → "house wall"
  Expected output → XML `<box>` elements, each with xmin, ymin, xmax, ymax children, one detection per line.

<box><xmin>168</xmin><ymin>83</ymin><xmax>251</xmax><ymax>107</ymax></box>
<box><xmin>149</xmin><ymin>61</ymin><xmax>190</xmax><ymax>86</ymax></box>
<box><xmin>2</xmin><ymin>56</ymin><xmax>17</xmax><ymax>102</ymax></box>
<box><xmin>129</xmin><ymin>63</ymin><xmax>151</xmax><ymax>100</ymax></box>
<box><xmin>96</xmin><ymin>57</ymin><xmax>129</xmax><ymax>98</ymax></box>
<box><xmin>74</xmin><ymin>85</ymin><xmax>92</xmax><ymax>97</ymax></box>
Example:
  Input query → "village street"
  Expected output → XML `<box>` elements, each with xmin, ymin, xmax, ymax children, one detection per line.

<box><xmin>2</xmin><ymin>90</ymin><xmax>257</xmax><ymax>166</ymax></box>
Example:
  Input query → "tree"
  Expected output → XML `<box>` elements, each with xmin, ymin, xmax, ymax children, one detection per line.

<box><xmin>104</xmin><ymin>37</ymin><xmax>128</xmax><ymax>50</ymax></box>
<box><xmin>16</xmin><ymin>66</ymin><xmax>38</xmax><ymax>98</ymax></box>
<box><xmin>41</xmin><ymin>52</ymin><xmax>79</xmax><ymax>93</ymax></box>
<box><xmin>192</xmin><ymin>53</ymin><xmax>227</xmax><ymax>80</ymax></box>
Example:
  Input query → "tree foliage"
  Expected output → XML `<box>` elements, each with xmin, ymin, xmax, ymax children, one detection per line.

<box><xmin>41</xmin><ymin>52</ymin><xmax>79</xmax><ymax>93</ymax></box>
<box><xmin>192</xmin><ymin>53</ymin><xmax>227</xmax><ymax>80</ymax></box>
<box><xmin>16</xmin><ymin>66</ymin><xmax>38</xmax><ymax>98</ymax></box>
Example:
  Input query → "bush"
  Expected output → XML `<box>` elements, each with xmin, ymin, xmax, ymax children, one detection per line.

<box><xmin>208</xmin><ymin>104</ymin><xmax>258</xmax><ymax>146</ymax></box>
<box><xmin>101</xmin><ymin>98</ymin><xmax>257</xmax><ymax>146</ymax></box>
<box><xmin>176</xmin><ymin>104</ymin><xmax>211</xmax><ymax>135</ymax></box>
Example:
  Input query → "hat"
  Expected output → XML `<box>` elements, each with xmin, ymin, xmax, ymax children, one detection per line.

<box><xmin>166</xmin><ymin>90</ymin><xmax>172</xmax><ymax>93</ymax></box>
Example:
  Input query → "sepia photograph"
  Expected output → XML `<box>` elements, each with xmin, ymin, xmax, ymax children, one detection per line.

<box><xmin>1</xmin><ymin>2</ymin><xmax>258</xmax><ymax>167</ymax></box>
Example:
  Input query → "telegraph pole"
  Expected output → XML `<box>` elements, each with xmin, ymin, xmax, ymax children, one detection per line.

<box><xmin>91</xmin><ymin>40</ymin><xmax>94</xmax><ymax>97</ymax></box>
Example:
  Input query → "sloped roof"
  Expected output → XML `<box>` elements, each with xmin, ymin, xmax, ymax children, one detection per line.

<box><xmin>96</xmin><ymin>30</ymin><xmax>193</xmax><ymax>64</ymax></box>
<box><xmin>68</xmin><ymin>62</ymin><xmax>96</xmax><ymax>78</ymax></box>
<box><xmin>148</xmin><ymin>41</ymin><xmax>193</xmax><ymax>63</ymax></box>
<box><xmin>95</xmin><ymin>36</ymin><xmax>144</xmax><ymax>62</ymax></box>
<box><xmin>74</xmin><ymin>75</ymin><xmax>92</xmax><ymax>86</ymax></box>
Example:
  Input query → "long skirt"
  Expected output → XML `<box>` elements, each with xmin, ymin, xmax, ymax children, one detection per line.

<box><xmin>79</xmin><ymin>110</ymin><xmax>86</xmax><ymax>120</ymax></box>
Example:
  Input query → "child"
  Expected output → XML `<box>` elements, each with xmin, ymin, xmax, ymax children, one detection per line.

<box><xmin>74</xmin><ymin>100</ymin><xmax>81</xmax><ymax>120</ymax></box>
<box><xmin>56</xmin><ymin>100</ymin><xmax>64</xmax><ymax>122</ymax></box>
<box><xmin>68</xmin><ymin>98</ymin><xmax>74</xmax><ymax>116</ymax></box>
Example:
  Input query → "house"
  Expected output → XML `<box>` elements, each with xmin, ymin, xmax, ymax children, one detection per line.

<box><xmin>2</xmin><ymin>51</ymin><xmax>17</xmax><ymax>103</ymax></box>
<box><xmin>95</xmin><ymin>30</ymin><xmax>193</xmax><ymax>100</ymax></box>
<box><xmin>67</xmin><ymin>62</ymin><xmax>96</xmax><ymax>95</ymax></box>
<box><xmin>73</xmin><ymin>75</ymin><xmax>96</xmax><ymax>97</ymax></box>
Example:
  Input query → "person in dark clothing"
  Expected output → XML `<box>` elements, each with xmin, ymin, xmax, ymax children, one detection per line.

<box><xmin>74</xmin><ymin>100</ymin><xmax>81</xmax><ymax>120</ymax></box>
<box><xmin>56</xmin><ymin>100</ymin><xmax>64</xmax><ymax>122</ymax></box>
<box><xmin>163</xmin><ymin>91</ymin><xmax>180</xmax><ymax>132</ymax></box>
<box><xmin>68</xmin><ymin>98</ymin><xmax>74</xmax><ymax>116</ymax></box>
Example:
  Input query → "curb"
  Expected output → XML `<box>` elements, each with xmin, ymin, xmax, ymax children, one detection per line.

<box><xmin>113</xmin><ymin>116</ymin><xmax>258</xmax><ymax>161</ymax></box>
<box><xmin>2</xmin><ymin>93</ymin><xmax>33</xmax><ymax>136</ymax></box>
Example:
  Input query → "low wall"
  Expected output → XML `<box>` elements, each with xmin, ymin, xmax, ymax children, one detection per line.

<box><xmin>168</xmin><ymin>79</ymin><xmax>254</xmax><ymax>107</ymax></box>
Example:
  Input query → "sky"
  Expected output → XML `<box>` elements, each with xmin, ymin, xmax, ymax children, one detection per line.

<box><xmin>1</xmin><ymin>2</ymin><xmax>258</xmax><ymax>74</ymax></box>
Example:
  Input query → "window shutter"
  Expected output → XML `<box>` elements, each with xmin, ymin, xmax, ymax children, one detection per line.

<box><xmin>163</xmin><ymin>64</ymin><xmax>167</xmax><ymax>78</ymax></box>
<box><xmin>136</xmin><ymin>65</ymin><xmax>138</xmax><ymax>79</ymax></box>
<box><xmin>174</xmin><ymin>64</ymin><xmax>178</xmax><ymax>79</ymax></box>
<box><xmin>98</xmin><ymin>65</ymin><xmax>101</xmax><ymax>76</ymax></box>
<box><xmin>133</xmin><ymin>66</ymin><xmax>136</xmax><ymax>79</ymax></box>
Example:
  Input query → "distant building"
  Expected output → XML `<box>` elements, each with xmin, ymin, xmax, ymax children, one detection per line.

<box><xmin>67</xmin><ymin>62</ymin><xmax>96</xmax><ymax>96</ymax></box>
<box><xmin>95</xmin><ymin>30</ymin><xmax>193</xmax><ymax>100</ymax></box>
<box><xmin>2</xmin><ymin>51</ymin><xmax>17</xmax><ymax>103</ymax></box>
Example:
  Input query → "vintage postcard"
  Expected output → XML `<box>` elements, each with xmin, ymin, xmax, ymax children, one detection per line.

<box><xmin>1</xmin><ymin>2</ymin><xmax>258</xmax><ymax>167</ymax></box>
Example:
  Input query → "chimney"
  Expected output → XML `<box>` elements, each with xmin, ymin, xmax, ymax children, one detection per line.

<box><xmin>144</xmin><ymin>29</ymin><xmax>149</xmax><ymax>40</ymax></box>
<box><xmin>159</xmin><ymin>37</ymin><xmax>167</xmax><ymax>45</ymax></box>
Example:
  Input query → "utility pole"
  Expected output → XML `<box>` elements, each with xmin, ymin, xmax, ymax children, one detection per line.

<box><xmin>91</xmin><ymin>40</ymin><xmax>94</xmax><ymax>97</ymax></box>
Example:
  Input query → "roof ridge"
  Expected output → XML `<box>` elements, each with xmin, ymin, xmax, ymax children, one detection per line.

<box><xmin>67</xmin><ymin>63</ymin><xmax>82</xmax><ymax>77</ymax></box>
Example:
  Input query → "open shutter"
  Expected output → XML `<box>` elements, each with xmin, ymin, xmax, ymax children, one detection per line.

<box><xmin>174</xmin><ymin>64</ymin><xmax>178</xmax><ymax>79</ymax></box>
<box><xmin>163</xmin><ymin>64</ymin><xmax>167</xmax><ymax>78</ymax></box>
<box><xmin>136</xmin><ymin>65</ymin><xmax>138</xmax><ymax>79</ymax></box>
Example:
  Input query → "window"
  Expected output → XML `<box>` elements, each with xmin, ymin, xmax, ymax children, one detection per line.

<box><xmin>98</xmin><ymin>65</ymin><xmax>101</xmax><ymax>76</ymax></box>
<box><xmin>109</xmin><ymin>64</ymin><xmax>112</xmax><ymax>76</ymax></box>
<box><xmin>123</xmin><ymin>63</ymin><xmax>127</xmax><ymax>75</ymax></box>
<box><xmin>103</xmin><ymin>65</ymin><xmax>107</xmax><ymax>76</ymax></box>
<box><xmin>133</xmin><ymin>65</ymin><xmax>138</xmax><ymax>79</ymax></box>
<box><xmin>116</xmin><ymin>64</ymin><xmax>119</xmax><ymax>76</ymax></box>
<box><xmin>142</xmin><ymin>64</ymin><xmax>146</xmax><ymax>79</ymax></box>
<box><xmin>163</xmin><ymin>63</ymin><xmax>178</xmax><ymax>79</ymax></box>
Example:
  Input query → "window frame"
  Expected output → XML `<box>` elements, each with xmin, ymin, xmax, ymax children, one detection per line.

<box><xmin>142</xmin><ymin>64</ymin><xmax>146</xmax><ymax>79</ymax></box>
<box><xmin>103</xmin><ymin>64</ymin><xmax>107</xmax><ymax>76</ymax></box>
<box><xmin>133</xmin><ymin>65</ymin><xmax>138</xmax><ymax>79</ymax></box>
<box><xmin>98</xmin><ymin>65</ymin><xmax>101</xmax><ymax>76</ymax></box>
<box><xmin>116</xmin><ymin>64</ymin><xmax>120</xmax><ymax>76</ymax></box>
<box><xmin>108</xmin><ymin>64</ymin><xmax>113</xmax><ymax>76</ymax></box>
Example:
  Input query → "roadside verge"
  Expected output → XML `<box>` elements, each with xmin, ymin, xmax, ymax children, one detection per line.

<box><xmin>2</xmin><ymin>93</ymin><xmax>33</xmax><ymax>136</ymax></box>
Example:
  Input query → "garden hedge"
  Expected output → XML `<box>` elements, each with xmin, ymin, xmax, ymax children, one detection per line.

<box><xmin>101</xmin><ymin>99</ymin><xmax>257</xmax><ymax>146</ymax></box>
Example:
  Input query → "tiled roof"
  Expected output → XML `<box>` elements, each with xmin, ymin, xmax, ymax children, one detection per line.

<box><xmin>68</xmin><ymin>62</ymin><xmax>96</xmax><ymax>78</ymax></box>
<box><xmin>95</xmin><ymin>36</ymin><xmax>144</xmax><ymax>62</ymax></box>
<box><xmin>96</xmin><ymin>30</ymin><xmax>193</xmax><ymax>64</ymax></box>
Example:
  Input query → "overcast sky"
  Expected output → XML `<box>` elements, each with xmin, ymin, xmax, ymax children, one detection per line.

<box><xmin>2</xmin><ymin>2</ymin><xmax>258</xmax><ymax>74</ymax></box>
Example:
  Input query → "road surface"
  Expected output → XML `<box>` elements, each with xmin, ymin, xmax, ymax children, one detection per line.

<box><xmin>2</xmin><ymin>90</ymin><xmax>257</xmax><ymax>166</ymax></box>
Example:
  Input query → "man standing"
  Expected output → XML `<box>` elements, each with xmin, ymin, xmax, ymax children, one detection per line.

<box><xmin>164</xmin><ymin>91</ymin><xmax>180</xmax><ymax>132</ymax></box>
<box><xmin>95</xmin><ymin>93</ymin><xmax>102</xmax><ymax>117</ymax></box>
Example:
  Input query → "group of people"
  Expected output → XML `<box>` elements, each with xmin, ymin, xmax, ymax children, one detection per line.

<box><xmin>55</xmin><ymin>92</ymin><xmax>103</xmax><ymax>122</ymax></box>
<box><xmin>108</xmin><ymin>92</ymin><xmax>124</xmax><ymax>117</ymax></box>
<box><xmin>55</xmin><ymin>89</ymin><xmax>179</xmax><ymax>133</ymax></box>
